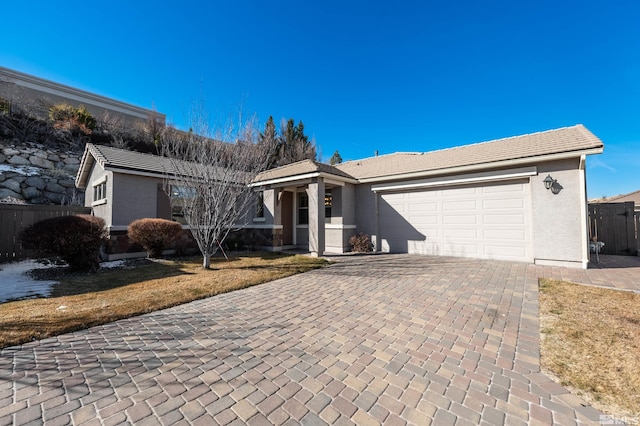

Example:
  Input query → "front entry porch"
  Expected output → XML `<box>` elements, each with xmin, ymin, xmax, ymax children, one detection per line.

<box><xmin>250</xmin><ymin>162</ymin><xmax>358</xmax><ymax>256</ymax></box>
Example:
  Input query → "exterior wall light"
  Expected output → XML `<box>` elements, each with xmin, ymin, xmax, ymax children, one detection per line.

<box><xmin>543</xmin><ymin>174</ymin><xmax>556</xmax><ymax>190</ymax></box>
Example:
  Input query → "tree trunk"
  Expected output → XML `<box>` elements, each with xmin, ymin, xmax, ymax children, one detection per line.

<box><xmin>202</xmin><ymin>251</ymin><xmax>211</xmax><ymax>269</ymax></box>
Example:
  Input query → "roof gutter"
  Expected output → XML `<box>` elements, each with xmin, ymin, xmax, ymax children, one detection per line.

<box><xmin>356</xmin><ymin>147</ymin><xmax>604</xmax><ymax>184</ymax></box>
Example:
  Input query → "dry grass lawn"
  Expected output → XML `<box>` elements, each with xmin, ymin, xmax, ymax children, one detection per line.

<box><xmin>539</xmin><ymin>278</ymin><xmax>640</xmax><ymax>418</ymax></box>
<box><xmin>0</xmin><ymin>252</ymin><xmax>327</xmax><ymax>349</ymax></box>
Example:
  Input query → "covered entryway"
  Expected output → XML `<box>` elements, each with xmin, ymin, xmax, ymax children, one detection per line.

<box><xmin>378</xmin><ymin>180</ymin><xmax>533</xmax><ymax>262</ymax></box>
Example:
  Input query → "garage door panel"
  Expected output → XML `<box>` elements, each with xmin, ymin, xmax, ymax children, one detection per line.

<box><xmin>379</xmin><ymin>180</ymin><xmax>531</xmax><ymax>262</ymax></box>
<box><xmin>484</xmin><ymin>229</ymin><xmax>526</xmax><ymax>240</ymax></box>
<box><xmin>442</xmin><ymin>187</ymin><xmax>478</xmax><ymax>197</ymax></box>
<box><xmin>483</xmin><ymin>183</ymin><xmax>525</xmax><ymax>193</ymax></box>
<box><xmin>408</xmin><ymin>202</ymin><xmax>438</xmax><ymax>212</ymax></box>
<box><xmin>483</xmin><ymin>198</ymin><xmax>524</xmax><ymax>209</ymax></box>
<box><xmin>444</xmin><ymin>228</ymin><xmax>478</xmax><ymax>238</ymax></box>
<box><xmin>444</xmin><ymin>215</ymin><xmax>478</xmax><ymax>225</ymax></box>
<box><xmin>443</xmin><ymin>200</ymin><xmax>477</xmax><ymax>210</ymax></box>
<box><xmin>483</xmin><ymin>213</ymin><xmax>525</xmax><ymax>225</ymax></box>
<box><xmin>409</xmin><ymin>214</ymin><xmax>439</xmax><ymax>225</ymax></box>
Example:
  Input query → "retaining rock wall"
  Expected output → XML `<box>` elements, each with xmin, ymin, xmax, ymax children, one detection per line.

<box><xmin>0</xmin><ymin>142</ymin><xmax>84</xmax><ymax>205</ymax></box>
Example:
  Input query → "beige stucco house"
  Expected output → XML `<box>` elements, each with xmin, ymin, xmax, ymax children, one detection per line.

<box><xmin>251</xmin><ymin>125</ymin><xmax>604</xmax><ymax>269</ymax></box>
<box><xmin>76</xmin><ymin>125</ymin><xmax>604</xmax><ymax>268</ymax></box>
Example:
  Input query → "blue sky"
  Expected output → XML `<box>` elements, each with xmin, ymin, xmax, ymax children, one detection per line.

<box><xmin>2</xmin><ymin>1</ymin><xmax>638</xmax><ymax>198</ymax></box>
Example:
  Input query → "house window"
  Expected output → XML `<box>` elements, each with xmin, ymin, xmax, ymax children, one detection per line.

<box><xmin>92</xmin><ymin>176</ymin><xmax>107</xmax><ymax>205</ymax></box>
<box><xmin>170</xmin><ymin>185</ymin><xmax>194</xmax><ymax>224</ymax></box>
<box><xmin>325</xmin><ymin>190</ymin><xmax>332</xmax><ymax>219</ymax></box>
<box><xmin>298</xmin><ymin>192</ymin><xmax>309</xmax><ymax>225</ymax></box>
<box><xmin>256</xmin><ymin>191</ymin><xmax>264</xmax><ymax>218</ymax></box>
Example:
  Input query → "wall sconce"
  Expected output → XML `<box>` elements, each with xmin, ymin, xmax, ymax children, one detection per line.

<box><xmin>543</xmin><ymin>174</ymin><xmax>556</xmax><ymax>190</ymax></box>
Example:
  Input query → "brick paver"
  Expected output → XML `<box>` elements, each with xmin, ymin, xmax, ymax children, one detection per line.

<box><xmin>2</xmin><ymin>253</ymin><xmax>633</xmax><ymax>425</ymax></box>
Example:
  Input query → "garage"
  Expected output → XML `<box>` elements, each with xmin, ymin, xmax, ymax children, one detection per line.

<box><xmin>378</xmin><ymin>179</ymin><xmax>532</xmax><ymax>262</ymax></box>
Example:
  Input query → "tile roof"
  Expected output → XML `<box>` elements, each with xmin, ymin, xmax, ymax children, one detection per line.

<box><xmin>590</xmin><ymin>189</ymin><xmax>640</xmax><ymax>206</ymax></box>
<box><xmin>334</xmin><ymin>124</ymin><xmax>603</xmax><ymax>181</ymax></box>
<box><xmin>89</xmin><ymin>144</ymin><xmax>175</xmax><ymax>174</ymax></box>
<box><xmin>253</xmin><ymin>159</ymin><xmax>355</xmax><ymax>183</ymax></box>
<box><xmin>76</xmin><ymin>144</ymin><xmax>236</xmax><ymax>187</ymax></box>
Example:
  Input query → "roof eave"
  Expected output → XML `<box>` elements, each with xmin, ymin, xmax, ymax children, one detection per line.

<box><xmin>356</xmin><ymin>147</ymin><xmax>604</xmax><ymax>184</ymax></box>
<box><xmin>75</xmin><ymin>145</ymin><xmax>96</xmax><ymax>189</ymax></box>
<box><xmin>250</xmin><ymin>171</ymin><xmax>359</xmax><ymax>188</ymax></box>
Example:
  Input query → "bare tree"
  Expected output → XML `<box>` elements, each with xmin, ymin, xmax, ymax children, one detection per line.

<box><xmin>0</xmin><ymin>94</ymin><xmax>51</xmax><ymax>144</ymax></box>
<box><xmin>160</xmin><ymin>104</ymin><xmax>276</xmax><ymax>268</ymax></box>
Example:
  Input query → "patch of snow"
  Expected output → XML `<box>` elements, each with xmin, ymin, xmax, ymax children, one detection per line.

<box><xmin>0</xmin><ymin>259</ymin><xmax>134</xmax><ymax>304</ymax></box>
<box><xmin>0</xmin><ymin>164</ymin><xmax>41</xmax><ymax>176</ymax></box>
<box><xmin>0</xmin><ymin>260</ymin><xmax>59</xmax><ymax>303</ymax></box>
<box><xmin>100</xmin><ymin>260</ymin><xmax>127</xmax><ymax>269</ymax></box>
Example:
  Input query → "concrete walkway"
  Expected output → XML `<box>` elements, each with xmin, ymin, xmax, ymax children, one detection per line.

<box><xmin>2</xmin><ymin>254</ymin><xmax>635</xmax><ymax>425</ymax></box>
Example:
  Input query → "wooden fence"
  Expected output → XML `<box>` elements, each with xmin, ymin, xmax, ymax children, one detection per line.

<box><xmin>588</xmin><ymin>202</ymin><xmax>639</xmax><ymax>256</ymax></box>
<box><xmin>0</xmin><ymin>204</ymin><xmax>91</xmax><ymax>263</ymax></box>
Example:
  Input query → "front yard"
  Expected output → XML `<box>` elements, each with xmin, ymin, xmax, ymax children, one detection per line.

<box><xmin>540</xmin><ymin>278</ymin><xmax>640</xmax><ymax>419</ymax></box>
<box><xmin>0</xmin><ymin>253</ymin><xmax>327</xmax><ymax>349</ymax></box>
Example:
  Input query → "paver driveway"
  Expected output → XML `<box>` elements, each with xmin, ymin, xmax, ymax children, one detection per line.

<box><xmin>0</xmin><ymin>255</ymin><xmax>608</xmax><ymax>425</ymax></box>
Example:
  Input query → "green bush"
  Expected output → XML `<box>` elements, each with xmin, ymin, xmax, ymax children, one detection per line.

<box><xmin>349</xmin><ymin>233</ymin><xmax>374</xmax><ymax>253</ymax></box>
<box><xmin>49</xmin><ymin>103</ymin><xmax>96</xmax><ymax>133</ymax></box>
<box><xmin>20</xmin><ymin>214</ymin><xmax>107</xmax><ymax>271</ymax></box>
<box><xmin>128</xmin><ymin>218</ymin><xmax>183</xmax><ymax>258</ymax></box>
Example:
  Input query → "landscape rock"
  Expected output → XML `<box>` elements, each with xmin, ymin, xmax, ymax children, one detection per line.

<box><xmin>0</xmin><ymin>179</ymin><xmax>22</xmax><ymax>193</ymax></box>
<box><xmin>23</xmin><ymin>187</ymin><xmax>42</xmax><ymax>200</ymax></box>
<box><xmin>25</xmin><ymin>176</ymin><xmax>46</xmax><ymax>190</ymax></box>
<box><xmin>43</xmin><ymin>191</ymin><xmax>64</xmax><ymax>204</ymax></box>
<box><xmin>2</xmin><ymin>147</ymin><xmax>20</xmax><ymax>156</ymax></box>
<box><xmin>45</xmin><ymin>181</ymin><xmax>65</xmax><ymax>193</ymax></box>
<box><xmin>58</xmin><ymin>179</ymin><xmax>76</xmax><ymax>188</ymax></box>
<box><xmin>0</xmin><ymin>188</ymin><xmax>22</xmax><ymax>199</ymax></box>
<box><xmin>0</xmin><ymin>142</ymin><xmax>85</xmax><ymax>205</ymax></box>
<box><xmin>8</xmin><ymin>155</ymin><xmax>30</xmax><ymax>166</ymax></box>
<box><xmin>29</xmin><ymin>155</ymin><xmax>55</xmax><ymax>169</ymax></box>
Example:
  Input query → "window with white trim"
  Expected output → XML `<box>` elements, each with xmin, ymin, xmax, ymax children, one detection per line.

<box><xmin>92</xmin><ymin>176</ymin><xmax>107</xmax><ymax>205</ymax></box>
<box><xmin>325</xmin><ymin>190</ymin><xmax>332</xmax><ymax>220</ymax></box>
<box><xmin>256</xmin><ymin>191</ymin><xmax>264</xmax><ymax>218</ymax></box>
<box><xmin>298</xmin><ymin>192</ymin><xmax>309</xmax><ymax>225</ymax></box>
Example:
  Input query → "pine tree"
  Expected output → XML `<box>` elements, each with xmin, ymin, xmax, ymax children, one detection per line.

<box><xmin>329</xmin><ymin>150</ymin><xmax>342</xmax><ymax>165</ymax></box>
<box><xmin>261</xmin><ymin>117</ymin><xmax>316</xmax><ymax>167</ymax></box>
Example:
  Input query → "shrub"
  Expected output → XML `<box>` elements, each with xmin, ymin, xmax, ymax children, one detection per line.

<box><xmin>49</xmin><ymin>103</ymin><xmax>96</xmax><ymax>134</ymax></box>
<box><xmin>20</xmin><ymin>214</ymin><xmax>107</xmax><ymax>271</ymax></box>
<box><xmin>128</xmin><ymin>218</ymin><xmax>183</xmax><ymax>258</ymax></box>
<box><xmin>349</xmin><ymin>233</ymin><xmax>374</xmax><ymax>253</ymax></box>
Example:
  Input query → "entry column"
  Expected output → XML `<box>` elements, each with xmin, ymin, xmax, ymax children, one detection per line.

<box><xmin>307</xmin><ymin>178</ymin><xmax>325</xmax><ymax>257</ymax></box>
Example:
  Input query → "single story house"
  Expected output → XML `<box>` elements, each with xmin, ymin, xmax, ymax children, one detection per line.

<box><xmin>76</xmin><ymin>125</ymin><xmax>604</xmax><ymax>268</ymax></box>
<box><xmin>251</xmin><ymin>124</ymin><xmax>604</xmax><ymax>269</ymax></box>
<box><xmin>590</xmin><ymin>189</ymin><xmax>640</xmax><ymax>212</ymax></box>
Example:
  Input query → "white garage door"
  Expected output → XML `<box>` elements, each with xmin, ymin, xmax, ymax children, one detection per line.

<box><xmin>379</xmin><ymin>180</ymin><xmax>532</xmax><ymax>262</ymax></box>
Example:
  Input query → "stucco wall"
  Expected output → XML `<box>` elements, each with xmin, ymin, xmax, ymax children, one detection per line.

<box><xmin>353</xmin><ymin>183</ymin><xmax>377</xmax><ymax>237</ymax></box>
<box><xmin>111</xmin><ymin>173</ymin><xmax>162</xmax><ymax>228</ymax></box>
<box><xmin>531</xmin><ymin>158</ymin><xmax>587</xmax><ymax>267</ymax></box>
<box><xmin>85</xmin><ymin>166</ymin><xmax>113</xmax><ymax>227</ymax></box>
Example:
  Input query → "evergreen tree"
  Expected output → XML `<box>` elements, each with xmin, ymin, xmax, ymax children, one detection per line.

<box><xmin>261</xmin><ymin>117</ymin><xmax>316</xmax><ymax>167</ymax></box>
<box><xmin>329</xmin><ymin>150</ymin><xmax>342</xmax><ymax>165</ymax></box>
<box><xmin>259</xmin><ymin>116</ymin><xmax>278</xmax><ymax>167</ymax></box>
